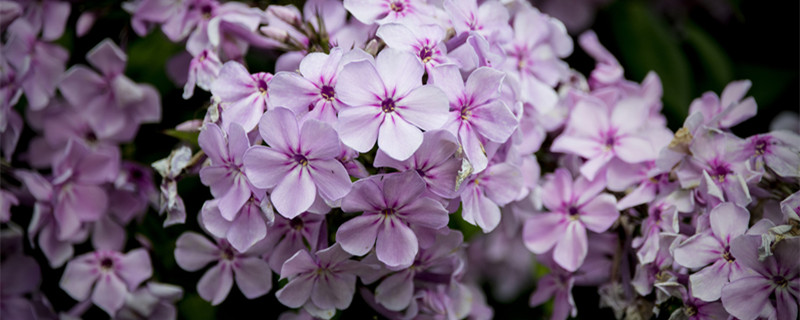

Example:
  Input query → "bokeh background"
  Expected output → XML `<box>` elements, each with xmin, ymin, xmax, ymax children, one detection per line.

<box><xmin>14</xmin><ymin>0</ymin><xmax>799</xmax><ymax>319</ymax></box>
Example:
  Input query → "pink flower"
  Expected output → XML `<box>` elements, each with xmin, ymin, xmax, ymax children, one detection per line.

<box><xmin>59</xmin><ymin>249</ymin><xmax>153</xmax><ymax>315</ymax></box>
<box><xmin>673</xmin><ymin>203</ymin><xmax>750</xmax><ymax>301</ymax></box>
<box><xmin>174</xmin><ymin>232</ymin><xmax>272</xmax><ymax>305</ymax></box>
<box><xmin>335</xmin><ymin>171</ymin><xmax>449</xmax><ymax>268</ymax></box>
<box><xmin>243</xmin><ymin>108</ymin><xmax>352</xmax><ymax>218</ymax></box>
<box><xmin>211</xmin><ymin>62</ymin><xmax>273</xmax><ymax>131</ymax></box>
<box><xmin>523</xmin><ymin>169</ymin><xmax>619</xmax><ymax>271</ymax></box>
<box><xmin>335</xmin><ymin>48</ymin><xmax>449</xmax><ymax>161</ymax></box>
<box><xmin>276</xmin><ymin>244</ymin><xmax>364</xmax><ymax>316</ymax></box>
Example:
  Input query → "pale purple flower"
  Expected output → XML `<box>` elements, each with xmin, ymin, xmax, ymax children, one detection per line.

<box><xmin>676</xmin><ymin>129</ymin><xmax>753</xmax><ymax>207</ymax></box>
<box><xmin>183</xmin><ymin>49</ymin><xmax>222</xmax><ymax>99</ymax></box>
<box><xmin>335</xmin><ymin>48</ymin><xmax>449</xmax><ymax>161</ymax></box>
<box><xmin>443</xmin><ymin>0</ymin><xmax>512</xmax><ymax>42</ymax></box>
<box><xmin>199</xmin><ymin>122</ymin><xmax>259</xmax><ymax>221</ymax></box>
<box><xmin>59</xmin><ymin>39</ymin><xmax>161</xmax><ymax>141</ymax></box>
<box><xmin>116</xmin><ymin>282</ymin><xmax>183</xmax><ymax>320</ymax></box>
<box><xmin>501</xmin><ymin>6</ymin><xmax>572</xmax><ymax>113</ymax></box>
<box><xmin>107</xmin><ymin>162</ymin><xmax>157</xmax><ymax>225</ymax></box>
<box><xmin>736</xmin><ymin>131</ymin><xmax>800</xmax><ymax>178</ymax></box>
<box><xmin>370</xmin><ymin>231</ymin><xmax>464</xmax><ymax>312</ymax></box>
<box><xmin>335</xmin><ymin>171</ymin><xmax>449</xmax><ymax>268</ymax></box>
<box><xmin>3</xmin><ymin>19</ymin><xmax>68</xmax><ymax>110</ymax></box>
<box><xmin>199</xmin><ymin>195</ymin><xmax>274</xmax><ymax>253</ymax></box>
<box><xmin>551</xmin><ymin>96</ymin><xmax>659</xmax><ymax>181</ymax></box>
<box><xmin>210</xmin><ymin>62</ymin><xmax>272</xmax><ymax>131</ymax></box>
<box><xmin>529</xmin><ymin>270</ymin><xmax>576</xmax><ymax>320</ymax></box>
<box><xmin>373</xmin><ymin>129</ymin><xmax>462</xmax><ymax>199</ymax></box>
<box><xmin>721</xmin><ymin>236</ymin><xmax>799</xmax><ymax>320</ymax></box>
<box><xmin>0</xmin><ymin>189</ymin><xmax>18</xmax><ymax>222</ymax></box>
<box><xmin>243</xmin><ymin>108</ymin><xmax>352</xmax><ymax>218</ymax></box>
<box><xmin>262</xmin><ymin>212</ymin><xmax>326</xmax><ymax>273</ymax></box>
<box><xmin>0</xmin><ymin>253</ymin><xmax>41</xmax><ymax>320</ymax></box>
<box><xmin>269</xmin><ymin>48</ymin><xmax>371</xmax><ymax>124</ymax></box>
<box><xmin>689</xmin><ymin>80</ymin><xmax>757</xmax><ymax>130</ymax></box>
<box><xmin>460</xmin><ymin>161</ymin><xmax>524</xmax><ymax>233</ymax></box>
<box><xmin>276</xmin><ymin>244</ymin><xmax>363</xmax><ymax>316</ymax></box>
<box><xmin>59</xmin><ymin>249</ymin><xmax>153</xmax><ymax>316</ymax></box>
<box><xmin>631</xmin><ymin>201</ymin><xmax>678</xmax><ymax>264</ymax></box>
<box><xmin>343</xmin><ymin>0</ymin><xmax>429</xmax><ymax>25</ymax></box>
<box><xmin>13</xmin><ymin>0</ymin><xmax>71</xmax><ymax>41</ymax></box>
<box><xmin>578</xmin><ymin>30</ymin><xmax>624</xmax><ymax>89</ymax></box>
<box><xmin>430</xmin><ymin>64</ymin><xmax>518</xmax><ymax>173</ymax></box>
<box><xmin>376</xmin><ymin>23</ymin><xmax>450</xmax><ymax>74</ymax></box>
<box><xmin>186</xmin><ymin>1</ymin><xmax>266</xmax><ymax>58</ymax></box>
<box><xmin>523</xmin><ymin>168</ymin><xmax>619</xmax><ymax>271</ymax></box>
<box><xmin>673</xmin><ymin>203</ymin><xmax>750</xmax><ymax>301</ymax></box>
<box><xmin>174</xmin><ymin>232</ymin><xmax>272</xmax><ymax>305</ymax></box>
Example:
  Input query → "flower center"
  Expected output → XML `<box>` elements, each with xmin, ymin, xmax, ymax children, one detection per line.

<box><xmin>257</xmin><ymin>79</ymin><xmax>268</xmax><ymax>95</ymax></box>
<box><xmin>684</xmin><ymin>305</ymin><xmax>698</xmax><ymax>316</ymax></box>
<box><xmin>381</xmin><ymin>208</ymin><xmax>396</xmax><ymax>217</ymax></box>
<box><xmin>381</xmin><ymin>98</ymin><xmax>396</xmax><ymax>113</ymax></box>
<box><xmin>568</xmin><ymin>206</ymin><xmax>580</xmax><ymax>220</ymax></box>
<box><xmin>419</xmin><ymin>46</ymin><xmax>433</xmax><ymax>63</ymax></box>
<box><xmin>221</xmin><ymin>247</ymin><xmax>235</xmax><ymax>261</ymax></box>
<box><xmin>604</xmin><ymin>135</ymin><xmax>616</xmax><ymax>151</ymax></box>
<box><xmin>460</xmin><ymin>107</ymin><xmax>471</xmax><ymax>121</ymax></box>
<box><xmin>320</xmin><ymin>85</ymin><xmax>335</xmax><ymax>101</ymax></box>
<box><xmin>100</xmin><ymin>257</ymin><xmax>114</xmax><ymax>270</ymax></box>
<box><xmin>293</xmin><ymin>154</ymin><xmax>309</xmax><ymax>166</ymax></box>
<box><xmin>754</xmin><ymin>137</ymin><xmax>769</xmax><ymax>155</ymax></box>
<box><xmin>773</xmin><ymin>276</ymin><xmax>788</xmax><ymax>288</ymax></box>
<box><xmin>710</xmin><ymin>162</ymin><xmax>732</xmax><ymax>183</ymax></box>
<box><xmin>722</xmin><ymin>248</ymin><xmax>735</xmax><ymax>263</ymax></box>
<box><xmin>201</xmin><ymin>4</ymin><xmax>213</xmax><ymax>19</ymax></box>
<box><xmin>390</xmin><ymin>1</ymin><xmax>405</xmax><ymax>12</ymax></box>
<box><xmin>289</xmin><ymin>217</ymin><xmax>304</xmax><ymax>230</ymax></box>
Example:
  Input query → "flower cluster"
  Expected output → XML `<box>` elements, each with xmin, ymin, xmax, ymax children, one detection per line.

<box><xmin>1</xmin><ymin>0</ymin><xmax>798</xmax><ymax>319</ymax></box>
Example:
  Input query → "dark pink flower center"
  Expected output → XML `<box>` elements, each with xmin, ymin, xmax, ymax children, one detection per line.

<box><xmin>289</xmin><ymin>217</ymin><xmax>304</xmax><ymax>230</ymax></box>
<box><xmin>684</xmin><ymin>305</ymin><xmax>698</xmax><ymax>316</ymax></box>
<box><xmin>100</xmin><ymin>257</ymin><xmax>114</xmax><ymax>270</ymax></box>
<box><xmin>773</xmin><ymin>276</ymin><xmax>788</xmax><ymax>287</ymax></box>
<box><xmin>257</xmin><ymin>79</ymin><xmax>268</xmax><ymax>94</ymax></box>
<box><xmin>381</xmin><ymin>98</ymin><xmax>396</xmax><ymax>113</ymax></box>
<box><xmin>419</xmin><ymin>46</ymin><xmax>433</xmax><ymax>63</ymax></box>
<box><xmin>710</xmin><ymin>162</ymin><xmax>732</xmax><ymax>183</ymax></box>
<box><xmin>381</xmin><ymin>208</ymin><xmax>396</xmax><ymax>217</ymax></box>
<box><xmin>460</xmin><ymin>107</ymin><xmax>471</xmax><ymax>120</ymax></box>
<box><xmin>722</xmin><ymin>247</ymin><xmax>735</xmax><ymax>263</ymax></box>
<box><xmin>568</xmin><ymin>206</ymin><xmax>579</xmax><ymax>218</ymax></box>
<box><xmin>222</xmin><ymin>247</ymin><xmax>235</xmax><ymax>260</ymax></box>
<box><xmin>293</xmin><ymin>154</ymin><xmax>309</xmax><ymax>166</ymax></box>
<box><xmin>390</xmin><ymin>1</ymin><xmax>405</xmax><ymax>12</ymax></box>
<box><xmin>753</xmin><ymin>137</ymin><xmax>770</xmax><ymax>155</ymax></box>
<box><xmin>320</xmin><ymin>85</ymin><xmax>335</xmax><ymax>101</ymax></box>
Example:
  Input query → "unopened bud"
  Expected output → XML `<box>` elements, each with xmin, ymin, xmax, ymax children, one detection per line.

<box><xmin>364</xmin><ymin>39</ymin><xmax>380</xmax><ymax>56</ymax></box>
<box><xmin>267</xmin><ymin>5</ymin><xmax>301</xmax><ymax>26</ymax></box>
<box><xmin>260</xmin><ymin>26</ymin><xmax>289</xmax><ymax>43</ymax></box>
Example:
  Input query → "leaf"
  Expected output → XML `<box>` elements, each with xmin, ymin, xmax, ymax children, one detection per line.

<box><xmin>163</xmin><ymin>129</ymin><xmax>200</xmax><ymax>146</ymax></box>
<box><xmin>607</xmin><ymin>0</ymin><xmax>692</xmax><ymax>121</ymax></box>
<box><xmin>178</xmin><ymin>294</ymin><xmax>216</xmax><ymax>320</ymax></box>
<box><xmin>684</xmin><ymin>22</ymin><xmax>734</xmax><ymax>91</ymax></box>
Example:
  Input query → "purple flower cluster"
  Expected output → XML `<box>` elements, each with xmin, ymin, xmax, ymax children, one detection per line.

<box><xmin>1</xmin><ymin>0</ymin><xmax>798</xmax><ymax>319</ymax></box>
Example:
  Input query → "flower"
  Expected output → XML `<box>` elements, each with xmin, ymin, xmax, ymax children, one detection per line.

<box><xmin>243</xmin><ymin>108</ymin><xmax>352</xmax><ymax>218</ymax></box>
<box><xmin>523</xmin><ymin>168</ymin><xmax>619</xmax><ymax>271</ymax></box>
<box><xmin>335</xmin><ymin>48</ymin><xmax>449</xmax><ymax>161</ymax></box>
<box><xmin>276</xmin><ymin>244</ymin><xmax>364</xmax><ymax>318</ymax></box>
<box><xmin>721</xmin><ymin>236</ymin><xmax>799</xmax><ymax>320</ymax></box>
<box><xmin>210</xmin><ymin>62</ymin><xmax>273</xmax><ymax>131</ymax></box>
<box><xmin>673</xmin><ymin>202</ymin><xmax>750</xmax><ymax>301</ymax></box>
<box><xmin>336</xmin><ymin>171</ymin><xmax>449</xmax><ymax>267</ymax></box>
<box><xmin>59</xmin><ymin>249</ymin><xmax>153</xmax><ymax>315</ymax></box>
<box><xmin>174</xmin><ymin>232</ymin><xmax>272</xmax><ymax>305</ymax></box>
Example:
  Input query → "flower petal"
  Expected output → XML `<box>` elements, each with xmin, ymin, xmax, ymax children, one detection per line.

<box><xmin>378</xmin><ymin>113</ymin><xmax>423</xmax><ymax>161</ymax></box>
<box><xmin>553</xmin><ymin>221</ymin><xmax>588</xmax><ymax>272</ymax></box>
<box><xmin>336</xmin><ymin>214</ymin><xmax>382</xmax><ymax>256</ymax></box>
<box><xmin>272</xmin><ymin>167</ymin><xmax>317</xmax><ymax>219</ymax></box>
<box><xmin>174</xmin><ymin>232</ymin><xmax>219</xmax><ymax>272</ymax></box>
<box><xmin>234</xmin><ymin>257</ymin><xmax>272</xmax><ymax>299</ymax></box>
<box><xmin>91</xmin><ymin>273</ymin><xmax>128</xmax><ymax>315</ymax></box>
<box><xmin>375</xmin><ymin>216</ymin><xmax>418</xmax><ymax>268</ymax></box>
<box><xmin>197</xmin><ymin>263</ymin><xmax>234</xmax><ymax>306</ymax></box>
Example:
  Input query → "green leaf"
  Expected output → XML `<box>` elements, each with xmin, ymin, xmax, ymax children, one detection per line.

<box><xmin>178</xmin><ymin>294</ymin><xmax>216</xmax><ymax>320</ymax></box>
<box><xmin>163</xmin><ymin>129</ymin><xmax>200</xmax><ymax>146</ymax></box>
<box><xmin>126</xmin><ymin>31</ymin><xmax>183</xmax><ymax>94</ymax></box>
<box><xmin>607</xmin><ymin>0</ymin><xmax>692</xmax><ymax>121</ymax></box>
<box><xmin>684</xmin><ymin>22</ymin><xmax>734</xmax><ymax>91</ymax></box>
